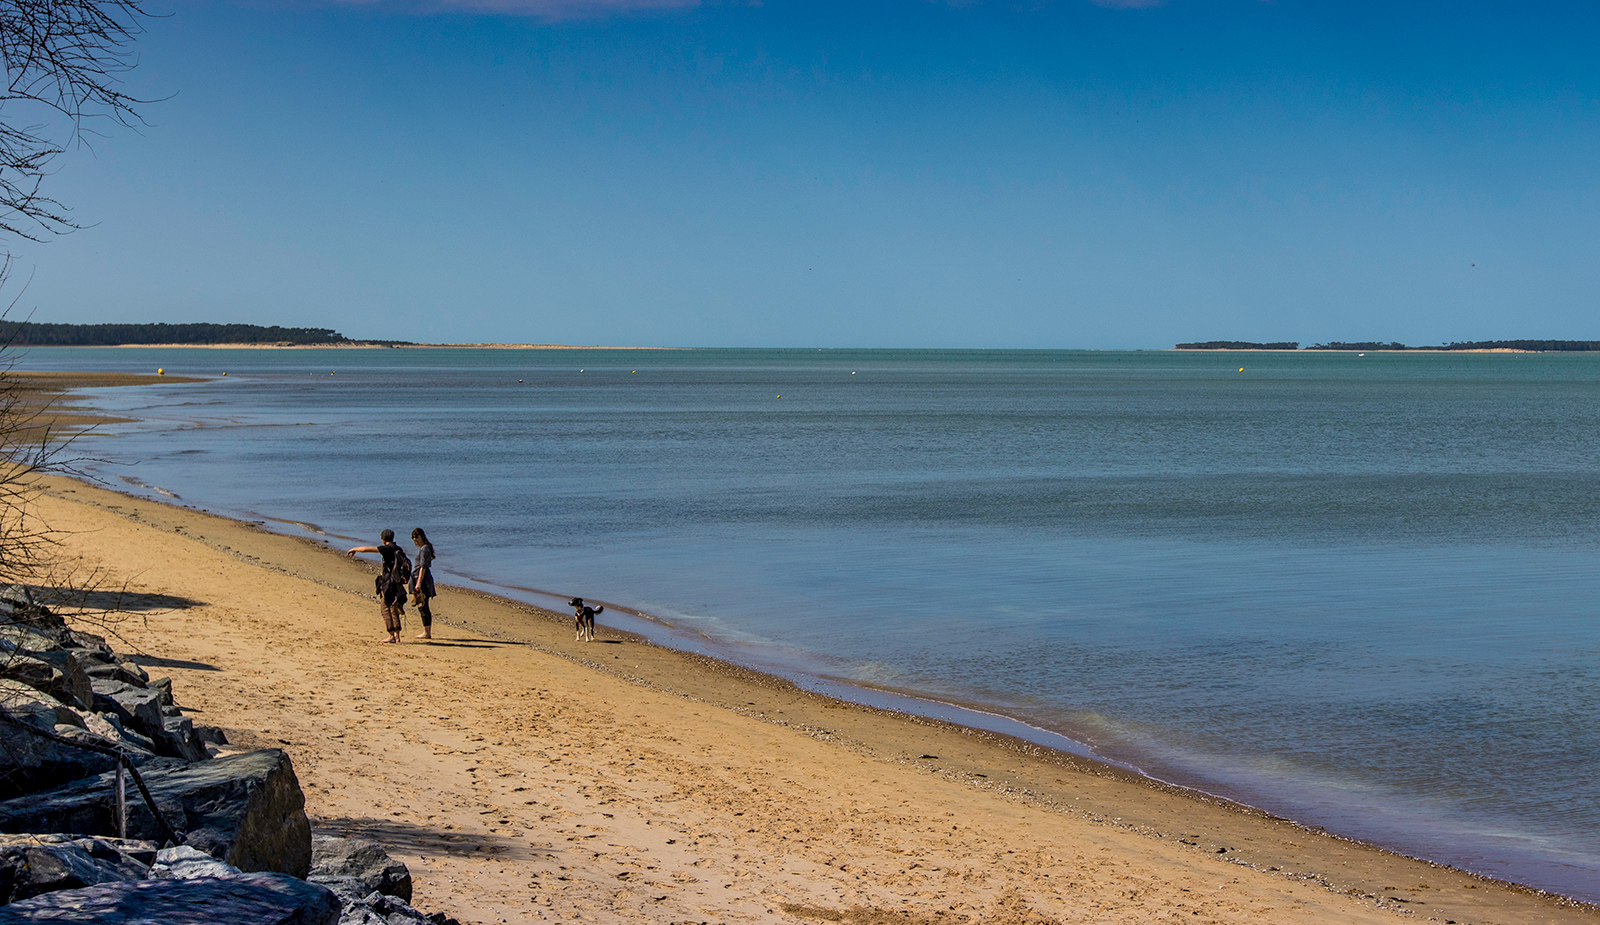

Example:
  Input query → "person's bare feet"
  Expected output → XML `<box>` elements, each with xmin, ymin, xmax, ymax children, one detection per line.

<box><xmin>415</xmin><ymin>633</ymin><xmax>432</xmax><ymax>639</ymax></box>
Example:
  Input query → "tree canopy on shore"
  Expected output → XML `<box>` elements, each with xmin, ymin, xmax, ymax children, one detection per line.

<box><xmin>0</xmin><ymin>322</ymin><xmax>362</xmax><ymax>346</ymax></box>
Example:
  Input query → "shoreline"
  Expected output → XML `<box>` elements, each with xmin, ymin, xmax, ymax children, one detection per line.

<box><xmin>14</xmin><ymin>343</ymin><xmax>679</xmax><ymax>350</ymax></box>
<box><xmin>27</xmin><ymin>473</ymin><xmax>1600</xmax><ymax>923</ymax></box>
<box><xmin>15</xmin><ymin>344</ymin><xmax>1586</xmax><ymax>353</ymax></box>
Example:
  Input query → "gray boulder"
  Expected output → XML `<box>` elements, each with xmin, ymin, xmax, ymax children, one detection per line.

<box><xmin>63</xmin><ymin>636</ymin><xmax>115</xmax><ymax>665</ymax></box>
<box><xmin>0</xmin><ymin>584</ymin><xmax>35</xmax><ymax>613</ymax></box>
<box><xmin>308</xmin><ymin>836</ymin><xmax>410</xmax><ymax>903</ymax></box>
<box><xmin>0</xmin><ymin>749</ymin><xmax>313</xmax><ymax>878</ymax></box>
<box><xmin>77</xmin><ymin>713</ymin><xmax>156</xmax><ymax>761</ymax></box>
<box><xmin>0</xmin><ymin>690</ymin><xmax>119</xmax><ymax>800</ymax></box>
<box><xmin>90</xmin><ymin>680</ymin><xmax>164</xmax><ymax>740</ymax></box>
<box><xmin>149</xmin><ymin>845</ymin><xmax>242</xmax><ymax>880</ymax></box>
<box><xmin>0</xmin><ymin>681</ymin><xmax>80</xmax><ymax>729</ymax></box>
<box><xmin>0</xmin><ymin>599</ymin><xmax>72</xmax><ymax>654</ymax></box>
<box><xmin>150</xmin><ymin>677</ymin><xmax>175</xmax><ymax>709</ymax></box>
<box><xmin>0</xmin><ymin>835</ymin><xmax>156</xmax><ymax>865</ymax></box>
<box><xmin>83</xmin><ymin>661</ymin><xmax>149</xmax><ymax>688</ymax></box>
<box><xmin>0</xmin><ymin>871</ymin><xmax>342</xmax><ymax>924</ymax></box>
<box><xmin>0</xmin><ymin>836</ymin><xmax>153</xmax><ymax>905</ymax></box>
<box><xmin>0</xmin><ymin>654</ymin><xmax>91</xmax><ymax>713</ymax></box>
<box><xmin>334</xmin><ymin>890</ymin><xmax>456</xmax><ymax>925</ymax></box>
<box><xmin>158</xmin><ymin>715</ymin><xmax>211</xmax><ymax>763</ymax></box>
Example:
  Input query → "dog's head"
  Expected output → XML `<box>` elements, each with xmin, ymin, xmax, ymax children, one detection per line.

<box><xmin>568</xmin><ymin>597</ymin><xmax>584</xmax><ymax>610</ymax></box>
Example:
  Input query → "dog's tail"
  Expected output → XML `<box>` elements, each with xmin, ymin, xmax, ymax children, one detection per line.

<box><xmin>593</xmin><ymin>605</ymin><xmax>604</xmax><ymax>615</ymax></box>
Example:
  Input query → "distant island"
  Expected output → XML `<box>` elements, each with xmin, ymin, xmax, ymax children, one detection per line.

<box><xmin>1</xmin><ymin>322</ymin><xmax>412</xmax><ymax>347</ymax></box>
<box><xmin>1175</xmin><ymin>340</ymin><xmax>1600</xmax><ymax>352</ymax></box>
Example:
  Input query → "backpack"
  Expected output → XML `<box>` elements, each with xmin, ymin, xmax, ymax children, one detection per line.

<box><xmin>389</xmin><ymin>547</ymin><xmax>413</xmax><ymax>588</ymax></box>
<box><xmin>376</xmin><ymin>545</ymin><xmax>412</xmax><ymax>597</ymax></box>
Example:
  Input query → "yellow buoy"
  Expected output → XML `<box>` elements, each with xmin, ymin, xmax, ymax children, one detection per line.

<box><xmin>156</xmin><ymin>368</ymin><xmax>164</xmax><ymax>375</ymax></box>
<box><xmin>221</xmin><ymin>372</ymin><xmax>227</xmax><ymax>376</ymax></box>
<box><xmin>1238</xmin><ymin>368</ymin><xmax>1245</xmax><ymax>372</ymax></box>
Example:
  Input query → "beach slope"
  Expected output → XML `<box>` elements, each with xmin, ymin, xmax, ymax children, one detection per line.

<box><xmin>31</xmin><ymin>476</ymin><xmax>1596</xmax><ymax>925</ymax></box>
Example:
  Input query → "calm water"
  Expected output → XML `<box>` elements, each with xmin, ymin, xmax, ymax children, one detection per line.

<box><xmin>17</xmin><ymin>347</ymin><xmax>1600</xmax><ymax>899</ymax></box>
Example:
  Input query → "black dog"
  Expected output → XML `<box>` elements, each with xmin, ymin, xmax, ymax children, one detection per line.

<box><xmin>568</xmin><ymin>597</ymin><xmax>602</xmax><ymax>642</ymax></box>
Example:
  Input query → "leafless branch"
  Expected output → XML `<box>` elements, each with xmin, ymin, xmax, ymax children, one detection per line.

<box><xmin>0</xmin><ymin>0</ymin><xmax>152</xmax><ymax>239</ymax></box>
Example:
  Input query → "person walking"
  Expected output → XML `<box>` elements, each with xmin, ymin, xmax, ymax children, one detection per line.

<box><xmin>346</xmin><ymin>529</ymin><xmax>411</xmax><ymax>643</ymax></box>
<box><xmin>410</xmin><ymin>528</ymin><xmax>437</xmax><ymax>640</ymax></box>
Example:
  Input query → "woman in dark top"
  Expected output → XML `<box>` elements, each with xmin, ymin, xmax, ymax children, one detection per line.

<box><xmin>410</xmin><ymin>528</ymin><xmax>437</xmax><ymax>640</ymax></box>
<box><xmin>346</xmin><ymin>529</ymin><xmax>410</xmax><ymax>643</ymax></box>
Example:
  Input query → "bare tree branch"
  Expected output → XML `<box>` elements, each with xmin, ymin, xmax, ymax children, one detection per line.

<box><xmin>0</xmin><ymin>0</ymin><xmax>151</xmax><ymax>240</ymax></box>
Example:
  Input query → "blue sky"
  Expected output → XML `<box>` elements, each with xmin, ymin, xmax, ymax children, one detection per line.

<box><xmin>6</xmin><ymin>0</ymin><xmax>1599</xmax><ymax>347</ymax></box>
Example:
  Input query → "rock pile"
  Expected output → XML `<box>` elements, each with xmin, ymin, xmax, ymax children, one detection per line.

<box><xmin>0</xmin><ymin>587</ymin><xmax>461</xmax><ymax>925</ymax></box>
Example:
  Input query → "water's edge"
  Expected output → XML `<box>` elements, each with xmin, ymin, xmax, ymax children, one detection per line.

<box><xmin>70</xmin><ymin>473</ymin><xmax>1598</xmax><ymax>909</ymax></box>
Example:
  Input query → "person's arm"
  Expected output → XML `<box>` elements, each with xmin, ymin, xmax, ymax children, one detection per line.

<box><xmin>346</xmin><ymin>545</ymin><xmax>380</xmax><ymax>558</ymax></box>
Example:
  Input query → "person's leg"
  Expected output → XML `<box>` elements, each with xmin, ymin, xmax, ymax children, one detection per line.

<box><xmin>415</xmin><ymin>595</ymin><xmax>432</xmax><ymax>639</ymax></box>
<box><xmin>382</xmin><ymin>603</ymin><xmax>398</xmax><ymax>641</ymax></box>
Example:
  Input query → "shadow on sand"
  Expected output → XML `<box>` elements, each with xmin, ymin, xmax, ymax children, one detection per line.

<box><xmin>126</xmin><ymin>653</ymin><xmax>220</xmax><ymax>672</ymax></box>
<box><xmin>28</xmin><ymin>586</ymin><xmax>206</xmax><ymax>614</ymax></box>
<box><xmin>313</xmin><ymin>816</ymin><xmax>547</xmax><ymax>861</ymax></box>
<box><xmin>418</xmin><ymin>638</ymin><xmax>506</xmax><ymax>649</ymax></box>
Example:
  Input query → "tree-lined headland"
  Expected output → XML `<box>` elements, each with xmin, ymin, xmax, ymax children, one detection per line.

<box><xmin>1</xmin><ymin>323</ymin><xmax>411</xmax><ymax>347</ymax></box>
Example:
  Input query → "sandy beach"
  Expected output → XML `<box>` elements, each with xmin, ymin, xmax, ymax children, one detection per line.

<box><xmin>12</xmin><ymin>471</ymin><xmax>1591</xmax><ymax>925</ymax></box>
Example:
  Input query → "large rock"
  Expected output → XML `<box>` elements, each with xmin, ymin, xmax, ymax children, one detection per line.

<box><xmin>0</xmin><ymin>749</ymin><xmax>312</xmax><ymax>878</ymax></box>
<box><xmin>149</xmin><ymin>845</ymin><xmax>242</xmax><ymax>880</ymax></box>
<box><xmin>76</xmin><ymin>713</ymin><xmax>156</xmax><ymax>761</ymax></box>
<box><xmin>0</xmin><ymin>681</ymin><xmax>80</xmax><ymax>729</ymax></box>
<box><xmin>0</xmin><ymin>836</ymin><xmax>153</xmax><ymax>905</ymax></box>
<box><xmin>334</xmin><ymin>890</ymin><xmax>455</xmax><ymax>925</ymax></box>
<box><xmin>0</xmin><ymin>871</ymin><xmax>342</xmax><ymax>925</ymax></box>
<box><xmin>308</xmin><ymin>836</ymin><xmax>410</xmax><ymax>903</ymax></box>
<box><xmin>0</xmin><ymin>689</ymin><xmax>118</xmax><ymax>800</ymax></box>
<box><xmin>0</xmin><ymin>629</ymin><xmax>59</xmax><ymax>662</ymax></box>
<box><xmin>63</xmin><ymin>636</ymin><xmax>115</xmax><ymax>665</ymax></box>
<box><xmin>90</xmin><ymin>680</ymin><xmax>163</xmax><ymax>740</ymax></box>
<box><xmin>83</xmin><ymin>661</ymin><xmax>149</xmax><ymax>688</ymax></box>
<box><xmin>0</xmin><ymin>654</ymin><xmax>91</xmax><ymax>712</ymax></box>
<box><xmin>0</xmin><ymin>593</ymin><xmax>72</xmax><ymax>652</ymax></box>
<box><xmin>157</xmin><ymin>715</ymin><xmax>210</xmax><ymax>763</ymax></box>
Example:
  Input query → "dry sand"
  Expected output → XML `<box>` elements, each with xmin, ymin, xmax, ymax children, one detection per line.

<box><xmin>20</xmin><ymin>475</ymin><xmax>1595</xmax><ymax>925</ymax></box>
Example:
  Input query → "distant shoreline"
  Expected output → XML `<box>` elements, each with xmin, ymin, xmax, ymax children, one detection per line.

<box><xmin>15</xmin><ymin>343</ymin><xmax>1587</xmax><ymax>354</ymax></box>
<box><xmin>1174</xmin><ymin>347</ymin><xmax>1546</xmax><ymax>354</ymax></box>
<box><xmin>22</xmin><ymin>342</ymin><xmax>678</xmax><ymax>350</ymax></box>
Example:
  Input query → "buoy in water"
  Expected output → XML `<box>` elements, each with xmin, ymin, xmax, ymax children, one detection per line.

<box><xmin>156</xmin><ymin>368</ymin><xmax>164</xmax><ymax>375</ymax></box>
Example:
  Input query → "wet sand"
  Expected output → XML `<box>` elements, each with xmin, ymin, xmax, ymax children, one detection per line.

<box><xmin>25</xmin><ymin>473</ymin><xmax>1598</xmax><ymax>925</ymax></box>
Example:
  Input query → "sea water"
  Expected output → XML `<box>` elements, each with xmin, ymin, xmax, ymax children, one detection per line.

<box><xmin>16</xmin><ymin>346</ymin><xmax>1600</xmax><ymax>899</ymax></box>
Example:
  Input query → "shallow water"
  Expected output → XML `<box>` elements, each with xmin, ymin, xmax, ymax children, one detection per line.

<box><xmin>19</xmin><ymin>346</ymin><xmax>1600</xmax><ymax>899</ymax></box>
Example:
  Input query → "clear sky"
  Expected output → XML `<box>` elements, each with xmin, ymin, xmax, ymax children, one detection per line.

<box><xmin>6</xmin><ymin>0</ymin><xmax>1599</xmax><ymax>347</ymax></box>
